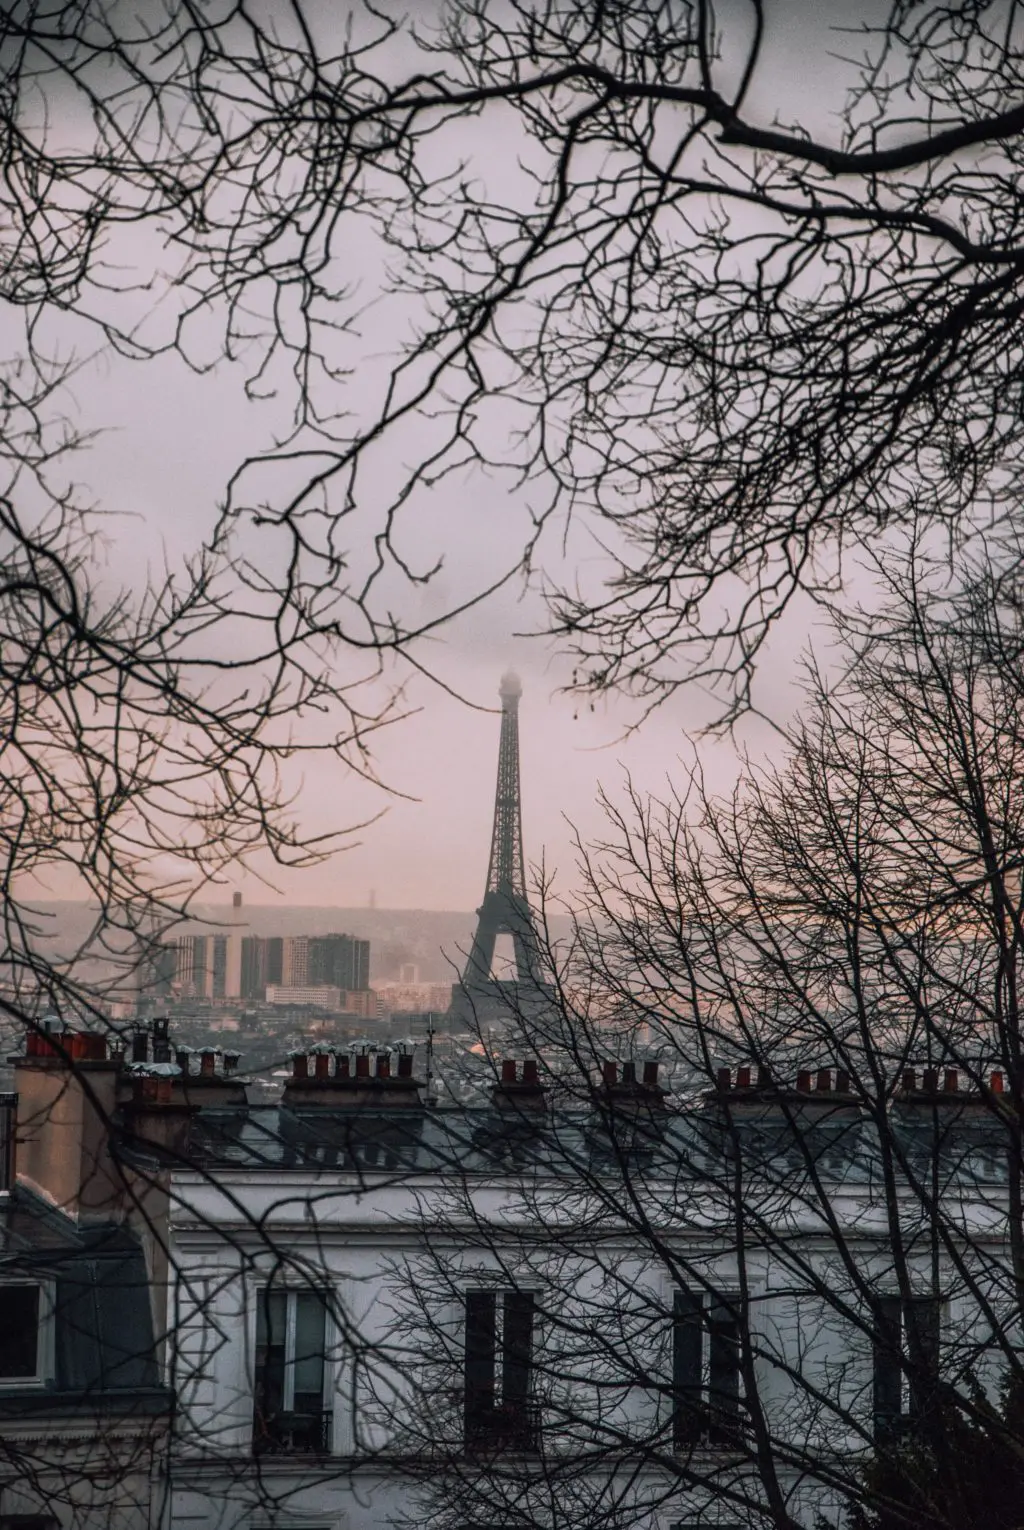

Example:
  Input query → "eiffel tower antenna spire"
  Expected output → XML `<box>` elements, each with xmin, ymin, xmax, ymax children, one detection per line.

<box><xmin>447</xmin><ymin>671</ymin><xmax>551</xmax><ymax>1024</ymax></box>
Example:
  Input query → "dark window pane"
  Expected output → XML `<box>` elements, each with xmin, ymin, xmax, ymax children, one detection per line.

<box><xmin>0</xmin><ymin>1286</ymin><xmax>40</xmax><ymax>1379</ymax></box>
<box><xmin>293</xmin><ymin>1291</ymin><xmax>327</xmax><ymax>1405</ymax></box>
<box><xmin>465</xmin><ymin>1291</ymin><xmax>497</xmax><ymax>1440</ymax></box>
<box><xmin>672</xmin><ymin>1289</ymin><xmax>704</xmax><ymax>1446</ymax></box>
<box><xmin>502</xmin><ymin>1291</ymin><xmax>533</xmax><ymax>1409</ymax></box>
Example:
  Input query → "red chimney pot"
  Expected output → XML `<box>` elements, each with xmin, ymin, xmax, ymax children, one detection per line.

<box><xmin>716</xmin><ymin>1066</ymin><xmax>731</xmax><ymax>1092</ymax></box>
<box><xmin>501</xmin><ymin>1059</ymin><xmax>517</xmax><ymax>1085</ymax></box>
<box><xmin>736</xmin><ymin>1066</ymin><xmax>752</xmax><ymax>1089</ymax></box>
<box><xmin>523</xmin><ymin>1060</ymin><xmax>540</xmax><ymax>1086</ymax></box>
<box><xmin>642</xmin><ymin>1060</ymin><xmax>658</xmax><ymax>1087</ymax></box>
<box><xmin>816</xmin><ymin>1068</ymin><xmax>831</xmax><ymax>1093</ymax></box>
<box><xmin>602</xmin><ymin>1060</ymin><xmax>617</xmax><ymax>1086</ymax></box>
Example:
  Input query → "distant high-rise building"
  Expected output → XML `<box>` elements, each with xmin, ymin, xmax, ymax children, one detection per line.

<box><xmin>154</xmin><ymin>930</ymin><xmax>240</xmax><ymax>1001</ymax></box>
<box><xmin>210</xmin><ymin>935</ymin><xmax>228</xmax><ymax>1000</ymax></box>
<box><xmin>237</xmin><ymin>931</ymin><xmax>369</xmax><ymax>1002</ymax></box>
<box><xmin>309</xmin><ymin>934</ymin><xmax>370</xmax><ymax>992</ymax></box>
<box><xmin>150</xmin><ymin>944</ymin><xmax>177</xmax><ymax>997</ymax></box>
<box><xmin>163</xmin><ymin>934</ymin><xmax>208</xmax><ymax>998</ymax></box>
<box><xmin>282</xmin><ymin>935</ymin><xmax>309</xmax><ymax>988</ymax></box>
<box><xmin>240</xmin><ymin>936</ymin><xmax>264</xmax><ymax>1002</ymax></box>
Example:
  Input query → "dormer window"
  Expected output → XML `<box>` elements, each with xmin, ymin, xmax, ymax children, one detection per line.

<box><xmin>0</xmin><ymin>1283</ymin><xmax>50</xmax><ymax>1386</ymax></box>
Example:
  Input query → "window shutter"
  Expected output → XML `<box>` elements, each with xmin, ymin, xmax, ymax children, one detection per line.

<box><xmin>465</xmin><ymin>1291</ymin><xmax>497</xmax><ymax>1434</ymax></box>
<box><xmin>672</xmin><ymin>1289</ymin><xmax>704</xmax><ymax>1446</ymax></box>
<box><xmin>292</xmin><ymin>1292</ymin><xmax>327</xmax><ymax>1413</ymax></box>
<box><xmin>707</xmin><ymin>1296</ymin><xmax>740</xmax><ymax>1435</ymax></box>
<box><xmin>502</xmin><ymin>1291</ymin><xmax>534</xmax><ymax>1407</ymax></box>
<box><xmin>906</xmin><ymin>1297</ymin><xmax>940</xmax><ymax>1421</ymax></box>
<box><xmin>873</xmin><ymin>1296</ymin><xmax>902</xmax><ymax>1437</ymax></box>
<box><xmin>255</xmin><ymin>1289</ymin><xmax>287</xmax><ymax>1418</ymax></box>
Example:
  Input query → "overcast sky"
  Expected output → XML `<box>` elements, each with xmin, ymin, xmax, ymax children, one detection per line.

<box><xmin>28</xmin><ymin>1</ymin><xmax>878</xmax><ymax>910</ymax></box>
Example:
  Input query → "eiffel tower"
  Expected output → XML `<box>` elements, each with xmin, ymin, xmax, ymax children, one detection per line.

<box><xmin>447</xmin><ymin>671</ymin><xmax>552</xmax><ymax>1027</ymax></box>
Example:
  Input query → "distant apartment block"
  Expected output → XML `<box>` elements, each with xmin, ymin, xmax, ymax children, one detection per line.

<box><xmin>309</xmin><ymin>934</ymin><xmax>370</xmax><ymax>992</ymax></box>
<box><xmin>338</xmin><ymin>988</ymin><xmax>386</xmax><ymax>1020</ymax></box>
<box><xmin>240</xmin><ymin>935</ymin><xmax>283</xmax><ymax>1000</ymax></box>
<box><xmin>265</xmin><ymin>984</ymin><xmax>342</xmax><ymax>1011</ymax></box>
<box><xmin>282</xmin><ymin>935</ymin><xmax>309</xmax><ymax>987</ymax></box>
<box><xmin>375</xmin><ymin>981</ymin><xmax>454</xmax><ymax>1014</ymax></box>
<box><xmin>240</xmin><ymin>933</ymin><xmax>370</xmax><ymax>1002</ymax></box>
<box><xmin>158</xmin><ymin>934</ymin><xmax>240</xmax><ymax>1000</ymax></box>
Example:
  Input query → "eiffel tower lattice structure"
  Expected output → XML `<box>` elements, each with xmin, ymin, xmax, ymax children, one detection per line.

<box><xmin>447</xmin><ymin>671</ymin><xmax>553</xmax><ymax>1027</ymax></box>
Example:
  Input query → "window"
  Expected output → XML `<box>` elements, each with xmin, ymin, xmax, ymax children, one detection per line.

<box><xmin>873</xmin><ymin>1295</ymin><xmax>940</xmax><ymax>1441</ymax></box>
<box><xmin>464</xmin><ymin>1289</ymin><xmax>538</xmax><ymax>1452</ymax></box>
<box><xmin>0</xmin><ymin>1285</ymin><xmax>47</xmax><ymax>1385</ymax></box>
<box><xmin>672</xmin><ymin>1289</ymin><xmax>742</xmax><ymax>1447</ymax></box>
<box><xmin>253</xmin><ymin>1288</ymin><xmax>331</xmax><ymax>1455</ymax></box>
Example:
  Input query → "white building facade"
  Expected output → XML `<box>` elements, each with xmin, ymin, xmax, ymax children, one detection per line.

<box><xmin>145</xmin><ymin>1049</ymin><xmax>1017</xmax><ymax>1530</ymax></box>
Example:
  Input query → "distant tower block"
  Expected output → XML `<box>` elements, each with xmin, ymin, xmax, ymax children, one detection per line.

<box><xmin>447</xmin><ymin>671</ymin><xmax>553</xmax><ymax>1028</ymax></box>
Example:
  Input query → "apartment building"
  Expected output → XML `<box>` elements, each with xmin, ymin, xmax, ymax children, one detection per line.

<box><xmin>143</xmin><ymin>1048</ymin><xmax>1020</xmax><ymax>1529</ymax></box>
<box><xmin>5</xmin><ymin>1021</ymin><xmax>1016</xmax><ymax>1530</ymax></box>
<box><xmin>0</xmin><ymin>1038</ymin><xmax>172</xmax><ymax>1529</ymax></box>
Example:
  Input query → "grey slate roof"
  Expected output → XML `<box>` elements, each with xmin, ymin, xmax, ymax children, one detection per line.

<box><xmin>131</xmin><ymin>1098</ymin><xmax>1013</xmax><ymax>1189</ymax></box>
<box><xmin>0</xmin><ymin>1187</ymin><xmax>170</xmax><ymax>1416</ymax></box>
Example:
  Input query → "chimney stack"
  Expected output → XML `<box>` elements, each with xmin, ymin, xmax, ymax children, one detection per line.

<box><xmin>600</xmin><ymin>1056</ymin><xmax>666</xmax><ymax>1113</ymax></box>
<box><xmin>11</xmin><ymin>1023</ymin><xmax>123</xmax><ymax>1220</ymax></box>
<box><xmin>283</xmin><ymin>1044</ymin><xmax>423</xmax><ymax>1107</ymax></box>
<box><xmin>490</xmin><ymin>1059</ymin><xmax>548</xmax><ymax>1112</ymax></box>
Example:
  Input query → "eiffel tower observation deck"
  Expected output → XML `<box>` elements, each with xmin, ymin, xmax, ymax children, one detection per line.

<box><xmin>447</xmin><ymin>671</ymin><xmax>554</xmax><ymax>1029</ymax></box>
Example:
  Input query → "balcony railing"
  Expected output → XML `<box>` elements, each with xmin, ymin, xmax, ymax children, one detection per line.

<box><xmin>464</xmin><ymin>1400</ymin><xmax>541</xmax><ymax>1454</ymax></box>
<box><xmin>252</xmin><ymin>1407</ymin><xmax>332</xmax><ymax>1456</ymax></box>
